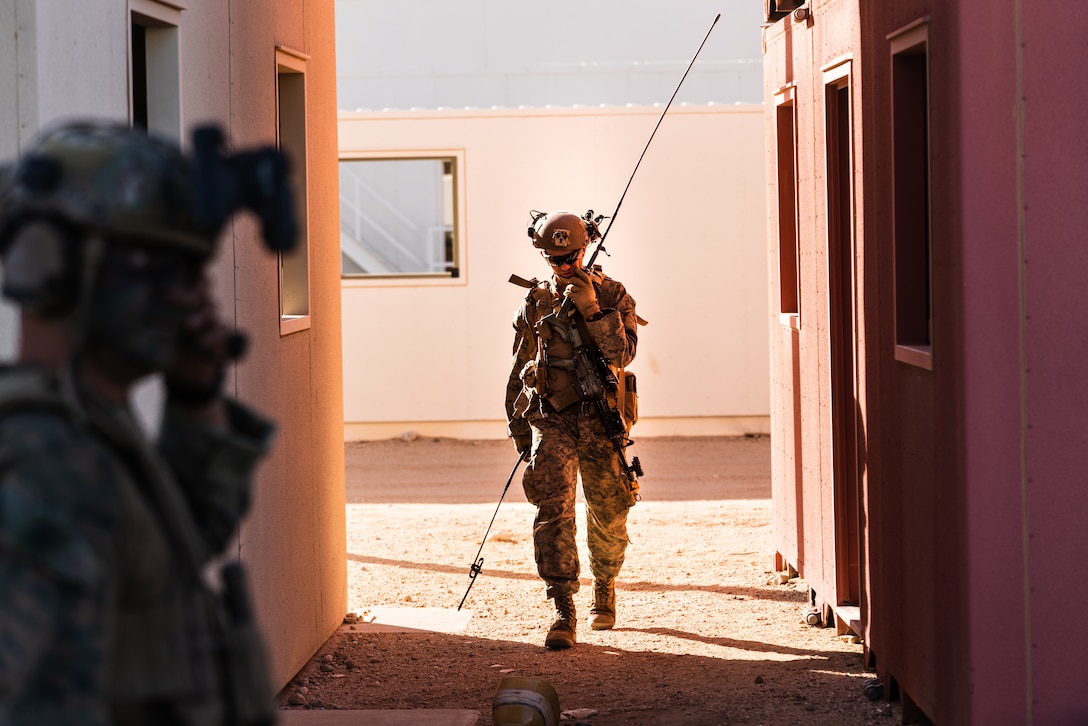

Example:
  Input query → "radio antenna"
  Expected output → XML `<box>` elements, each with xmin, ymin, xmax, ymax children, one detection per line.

<box><xmin>587</xmin><ymin>13</ymin><xmax>721</xmax><ymax>261</ymax></box>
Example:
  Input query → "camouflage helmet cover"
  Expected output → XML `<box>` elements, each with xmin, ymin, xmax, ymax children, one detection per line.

<box><xmin>528</xmin><ymin>211</ymin><xmax>588</xmax><ymax>253</ymax></box>
<box><xmin>0</xmin><ymin>120</ymin><xmax>216</xmax><ymax>257</ymax></box>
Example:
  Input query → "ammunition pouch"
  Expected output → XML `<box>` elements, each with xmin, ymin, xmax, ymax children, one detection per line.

<box><xmin>620</xmin><ymin>370</ymin><xmax>638</xmax><ymax>433</ymax></box>
<box><xmin>523</xmin><ymin>352</ymin><xmax>581</xmax><ymax>414</ymax></box>
<box><xmin>544</xmin><ymin>371</ymin><xmax>581</xmax><ymax>413</ymax></box>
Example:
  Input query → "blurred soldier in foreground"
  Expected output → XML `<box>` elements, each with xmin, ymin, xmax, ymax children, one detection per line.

<box><xmin>506</xmin><ymin>211</ymin><xmax>641</xmax><ymax>649</ymax></box>
<box><xmin>0</xmin><ymin>120</ymin><xmax>291</xmax><ymax>725</ymax></box>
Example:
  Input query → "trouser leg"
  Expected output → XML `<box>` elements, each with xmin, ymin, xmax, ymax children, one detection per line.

<box><xmin>578</xmin><ymin>416</ymin><xmax>632</xmax><ymax>582</ymax></box>
<box><xmin>523</xmin><ymin>413</ymin><xmax>580</xmax><ymax>598</ymax></box>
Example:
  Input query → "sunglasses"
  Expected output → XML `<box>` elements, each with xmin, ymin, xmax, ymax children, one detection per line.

<box><xmin>544</xmin><ymin>250</ymin><xmax>581</xmax><ymax>266</ymax></box>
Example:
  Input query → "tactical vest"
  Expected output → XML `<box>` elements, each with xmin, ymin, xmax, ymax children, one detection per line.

<box><xmin>519</xmin><ymin>280</ymin><xmax>581</xmax><ymax>413</ymax></box>
<box><xmin>0</xmin><ymin>366</ymin><xmax>274</xmax><ymax>726</ymax></box>
<box><xmin>520</xmin><ymin>272</ymin><xmax>637</xmax><ymax>422</ymax></box>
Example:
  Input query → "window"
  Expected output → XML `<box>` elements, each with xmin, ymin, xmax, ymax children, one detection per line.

<box><xmin>276</xmin><ymin>48</ymin><xmax>310</xmax><ymax>335</ymax></box>
<box><xmin>339</xmin><ymin>152</ymin><xmax>463</xmax><ymax>280</ymax></box>
<box><xmin>825</xmin><ymin>72</ymin><xmax>852</xmax><ymax>278</ymax></box>
<box><xmin>889</xmin><ymin>23</ymin><xmax>932</xmax><ymax>369</ymax></box>
<box><xmin>130</xmin><ymin>0</ymin><xmax>180</xmax><ymax>139</ymax></box>
<box><xmin>775</xmin><ymin>87</ymin><xmax>800</xmax><ymax>324</ymax></box>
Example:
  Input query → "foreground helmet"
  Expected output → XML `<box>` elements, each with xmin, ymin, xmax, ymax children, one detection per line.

<box><xmin>0</xmin><ymin>121</ymin><xmax>217</xmax><ymax>314</ymax></box>
<box><xmin>527</xmin><ymin>211</ymin><xmax>588</xmax><ymax>253</ymax></box>
<box><xmin>0</xmin><ymin>120</ymin><xmax>215</xmax><ymax>257</ymax></box>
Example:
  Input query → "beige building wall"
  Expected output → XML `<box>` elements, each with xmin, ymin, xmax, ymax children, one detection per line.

<box><xmin>0</xmin><ymin>0</ymin><xmax>345</xmax><ymax>689</ymax></box>
<box><xmin>339</xmin><ymin>104</ymin><xmax>769</xmax><ymax>441</ymax></box>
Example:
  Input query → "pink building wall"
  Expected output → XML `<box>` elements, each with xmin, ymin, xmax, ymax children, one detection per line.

<box><xmin>1008</xmin><ymin>7</ymin><xmax>1088</xmax><ymax>721</ymax></box>
<box><xmin>764</xmin><ymin>1</ymin><xmax>1088</xmax><ymax>722</ymax></box>
<box><xmin>957</xmin><ymin>5</ymin><xmax>1028</xmax><ymax>723</ymax></box>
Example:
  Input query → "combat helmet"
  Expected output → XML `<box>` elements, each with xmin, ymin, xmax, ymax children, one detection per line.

<box><xmin>0</xmin><ymin>120</ymin><xmax>220</xmax><ymax>314</ymax></box>
<box><xmin>527</xmin><ymin>211</ymin><xmax>590</xmax><ymax>253</ymax></box>
<box><xmin>0</xmin><ymin>120</ymin><xmax>216</xmax><ymax>256</ymax></box>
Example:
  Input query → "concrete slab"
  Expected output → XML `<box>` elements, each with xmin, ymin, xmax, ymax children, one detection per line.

<box><xmin>280</xmin><ymin>709</ymin><xmax>479</xmax><ymax>725</ymax></box>
<box><xmin>340</xmin><ymin>607</ymin><xmax>473</xmax><ymax>634</ymax></box>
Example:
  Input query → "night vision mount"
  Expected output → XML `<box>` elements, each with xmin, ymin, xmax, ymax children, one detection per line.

<box><xmin>191</xmin><ymin>124</ymin><xmax>297</xmax><ymax>253</ymax></box>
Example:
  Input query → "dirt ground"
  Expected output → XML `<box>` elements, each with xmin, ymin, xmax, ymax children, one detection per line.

<box><xmin>278</xmin><ymin>436</ymin><xmax>898</xmax><ymax>724</ymax></box>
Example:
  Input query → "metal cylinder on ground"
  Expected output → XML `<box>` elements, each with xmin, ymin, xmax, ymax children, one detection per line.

<box><xmin>492</xmin><ymin>676</ymin><xmax>560</xmax><ymax>726</ymax></box>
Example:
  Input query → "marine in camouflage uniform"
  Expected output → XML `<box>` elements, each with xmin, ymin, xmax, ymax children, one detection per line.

<box><xmin>0</xmin><ymin>121</ymin><xmax>284</xmax><ymax>725</ymax></box>
<box><xmin>505</xmin><ymin>211</ymin><xmax>639</xmax><ymax>650</ymax></box>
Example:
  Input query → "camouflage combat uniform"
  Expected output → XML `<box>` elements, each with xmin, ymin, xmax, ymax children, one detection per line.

<box><xmin>0</xmin><ymin>365</ymin><xmax>273</xmax><ymax>726</ymax></box>
<box><xmin>506</xmin><ymin>267</ymin><xmax>638</xmax><ymax>599</ymax></box>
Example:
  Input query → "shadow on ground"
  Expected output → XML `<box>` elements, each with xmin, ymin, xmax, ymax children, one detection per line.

<box><xmin>282</xmin><ymin>628</ymin><xmax>887</xmax><ymax>726</ymax></box>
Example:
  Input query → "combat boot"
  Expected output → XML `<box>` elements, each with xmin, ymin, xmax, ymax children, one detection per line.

<box><xmin>544</xmin><ymin>594</ymin><xmax>577</xmax><ymax>650</ymax></box>
<box><xmin>589</xmin><ymin>578</ymin><xmax>616</xmax><ymax>630</ymax></box>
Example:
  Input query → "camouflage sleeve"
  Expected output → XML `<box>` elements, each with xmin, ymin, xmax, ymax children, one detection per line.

<box><xmin>584</xmin><ymin>277</ymin><xmax>637</xmax><ymax>368</ymax></box>
<box><xmin>0</xmin><ymin>415</ymin><xmax>117</xmax><ymax>720</ymax></box>
<box><xmin>506</xmin><ymin>303</ymin><xmax>536</xmax><ymax>439</ymax></box>
<box><xmin>158</xmin><ymin>399</ymin><xmax>275</xmax><ymax>557</ymax></box>
<box><xmin>0</xmin><ymin>551</ymin><xmax>57</xmax><ymax>713</ymax></box>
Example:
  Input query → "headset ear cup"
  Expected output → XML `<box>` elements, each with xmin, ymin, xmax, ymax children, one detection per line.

<box><xmin>1</xmin><ymin>220</ymin><xmax>80</xmax><ymax>316</ymax></box>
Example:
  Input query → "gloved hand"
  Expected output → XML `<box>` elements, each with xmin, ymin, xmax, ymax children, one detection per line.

<box><xmin>512</xmin><ymin>432</ymin><xmax>532</xmax><ymax>456</ymax></box>
<box><xmin>563</xmin><ymin>267</ymin><xmax>601</xmax><ymax>319</ymax></box>
<box><xmin>164</xmin><ymin>274</ymin><xmax>245</xmax><ymax>407</ymax></box>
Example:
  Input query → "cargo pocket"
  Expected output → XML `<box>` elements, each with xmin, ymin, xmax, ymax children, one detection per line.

<box><xmin>521</xmin><ymin>464</ymin><xmax>542</xmax><ymax>506</ymax></box>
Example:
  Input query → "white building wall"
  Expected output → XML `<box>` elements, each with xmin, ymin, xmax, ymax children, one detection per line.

<box><xmin>340</xmin><ymin>104</ymin><xmax>769</xmax><ymax>440</ymax></box>
<box><xmin>0</xmin><ymin>0</ymin><xmax>30</xmax><ymax>359</ymax></box>
<box><xmin>32</xmin><ymin>2</ymin><xmax>130</xmax><ymax>124</ymax></box>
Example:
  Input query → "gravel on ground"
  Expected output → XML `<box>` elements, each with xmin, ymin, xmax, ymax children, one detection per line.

<box><xmin>278</xmin><ymin>436</ymin><xmax>898</xmax><ymax>725</ymax></box>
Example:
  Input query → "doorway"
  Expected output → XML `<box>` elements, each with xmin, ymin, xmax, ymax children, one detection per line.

<box><xmin>825</xmin><ymin>70</ymin><xmax>861</xmax><ymax>610</ymax></box>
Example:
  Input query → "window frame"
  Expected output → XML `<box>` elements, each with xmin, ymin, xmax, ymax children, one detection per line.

<box><xmin>129</xmin><ymin>0</ymin><xmax>182</xmax><ymax>140</ymax></box>
<box><xmin>276</xmin><ymin>46</ymin><xmax>312</xmax><ymax>336</ymax></box>
<box><xmin>774</xmin><ymin>84</ymin><xmax>801</xmax><ymax>329</ymax></box>
<box><xmin>888</xmin><ymin>21</ymin><xmax>934</xmax><ymax>370</ymax></box>
<box><xmin>338</xmin><ymin>149</ymin><xmax>468</xmax><ymax>288</ymax></box>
